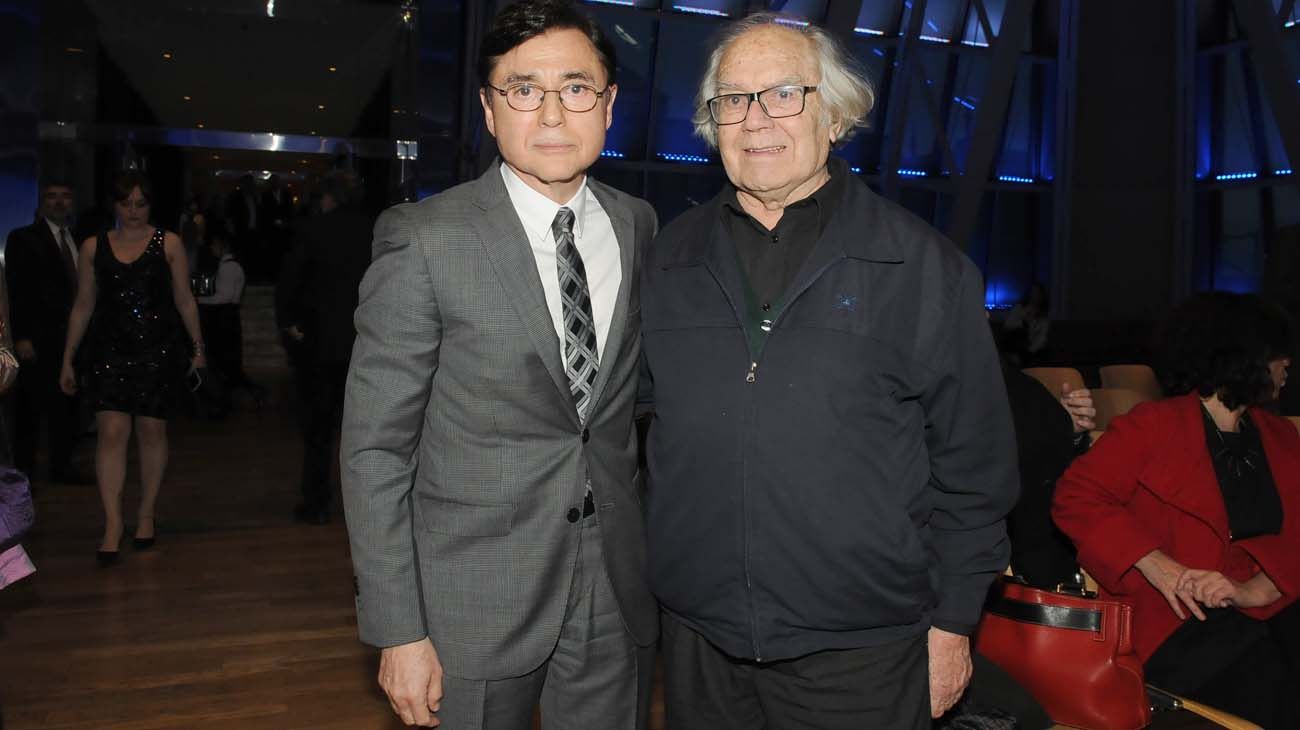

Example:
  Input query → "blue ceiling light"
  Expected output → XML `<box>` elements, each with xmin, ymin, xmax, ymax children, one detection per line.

<box><xmin>850</xmin><ymin>166</ymin><xmax>863</xmax><ymax>173</ymax></box>
<box><xmin>600</xmin><ymin>150</ymin><xmax>625</xmax><ymax>158</ymax></box>
<box><xmin>585</xmin><ymin>0</ymin><xmax>636</xmax><ymax>5</ymax></box>
<box><xmin>897</xmin><ymin>168</ymin><xmax>927</xmax><ymax>177</ymax></box>
<box><xmin>998</xmin><ymin>175</ymin><xmax>1034</xmax><ymax>184</ymax></box>
<box><xmin>854</xmin><ymin>27</ymin><xmax>886</xmax><ymax>36</ymax></box>
<box><xmin>673</xmin><ymin>4</ymin><xmax>728</xmax><ymax>16</ymax></box>
<box><xmin>919</xmin><ymin>34</ymin><xmax>951</xmax><ymax>43</ymax></box>
<box><xmin>659</xmin><ymin>152</ymin><xmax>711</xmax><ymax>164</ymax></box>
<box><xmin>1215</xmin><ymin>171</ymin><xmax>1258</xmax><ymax>181</ymax></box>
<box><xmin>774</xmin><ymin>17</ymin><xmax>810</xmax><ymax>27</ymax></box>
<box><xmin>1275</xmin><ymin>168</ymin><xmax>1293</xmax><ymax>175</ymax></box>
<box><xmin>954</xmin><ymin>97</ymin><xmax>976</xmax><ymax>111</ymax></box>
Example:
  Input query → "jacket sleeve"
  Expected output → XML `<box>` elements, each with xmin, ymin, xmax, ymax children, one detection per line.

<box><xmin>921</xmin><ymin>261</ymin><xmax>1019</xmax><ymax>635</ymax></box>
<box><xmin>4</xmin><ymin>232</ymin><xmax>34</xmax><ymax>343</ymax></box>
<box><xmin>1051</xmin><ymin>406</ymin><xmax>1164</xmax><ymax>592</ymax></box>
<box><xmin>339</xmin><ymin>206</ymin><xmax>440</xmax><ymax>648</ymax></box>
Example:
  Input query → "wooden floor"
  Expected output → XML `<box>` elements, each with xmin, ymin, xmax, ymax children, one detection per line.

<box><xmin>0</xmin><ymin>376</ymin><xmax>1228</xmax><ymax>730</ymax></box>
<box><xmin>0</xmin><ymin>376</ymin><xmax>519</xmax><ymax>730</ymax></box>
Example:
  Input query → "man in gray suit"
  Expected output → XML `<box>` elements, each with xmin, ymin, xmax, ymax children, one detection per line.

<box><xmin>340</xmin><ymin>1</ymin><xmax>658</xmax><ymax>728</ymax></box>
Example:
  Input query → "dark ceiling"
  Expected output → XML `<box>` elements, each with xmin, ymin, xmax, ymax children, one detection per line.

<box><xmin>72</xmin><ymin>0</ymin><xmax>408</xmax><ymax>136</ymax></box>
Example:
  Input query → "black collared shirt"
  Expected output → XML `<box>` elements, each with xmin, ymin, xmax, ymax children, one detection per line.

<box><xmin>1202</xmin><ymin>406</ymin><xmax>1282</xmax><ymax>541</ymax></box>
<box><xmin>721</xmin><ymin>165</ymin><xmax>844</xmax><ymax>355</ymax></box>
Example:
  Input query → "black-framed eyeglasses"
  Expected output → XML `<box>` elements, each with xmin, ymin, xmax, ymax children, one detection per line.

<box><xmin>706</xmin><ymin>85</ymin><xmax>819</xmax><ymax>125</ymax></box>
<box><xmin>484</xmin><ymin>82</ymin><xmax>609</xmax><ymax>113</ymax></box>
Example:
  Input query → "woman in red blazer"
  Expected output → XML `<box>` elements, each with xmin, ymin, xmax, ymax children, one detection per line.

<box><xmin>1053</xmin><ymin>293</ymin><xmax>1299</xmax><ymax>728</ymax></box>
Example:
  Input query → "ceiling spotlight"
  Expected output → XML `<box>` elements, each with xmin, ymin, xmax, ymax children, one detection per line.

<box><xmin>211</xmin><ymin>154</ymin><xmax>220</xmax><ymax>160</ymax></box>
<box><xmin>183</xmin><ymin>95</ymin><xmax>192</xmax><ymax>101</ymax></box>
<box><xmin>328</xmin><ymin>66</ymin><xmax>337</xmax><ymax>72</ymax></box>
<box><xmin>65</xmin><ymin>47</ymin><xmax>86</xmax><ymax>54</ymax></box>
<box><xmin>317</xmin><ymin>104</ymin><xmax>325</xmax><ymax>110</ymax></box>
<box><xmin>197</xmin><ymin>123</ymin><xmax>205</xmax><ymax>128</ymax></box>
<box><xmin>162</xmin><ymin>52</ymin><xmax>173</xmax><ymax>60</ymax></box>
<box><xmin>309</xmin><ymin>130</ymin><xmax>316</xmax><ymax>135</ymax></box>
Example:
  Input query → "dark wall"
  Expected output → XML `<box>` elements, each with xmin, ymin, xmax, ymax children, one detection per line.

<box><xmin>1067</xmin><ymin>0</ymin><xmax>1178</xmax><ymax>321</ymax></box>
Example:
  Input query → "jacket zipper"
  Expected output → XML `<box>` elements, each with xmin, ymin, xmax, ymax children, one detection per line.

<box><xmin>711</xmin><ymin>251</ymin><xmax>848</xmax><ymax>662</ymax></box>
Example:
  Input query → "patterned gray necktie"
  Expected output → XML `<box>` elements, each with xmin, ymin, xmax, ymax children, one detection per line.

<box><xmin>553</xmin><ymin>207</ymin><xmax>599</xmax><ymax>424</ymax></box>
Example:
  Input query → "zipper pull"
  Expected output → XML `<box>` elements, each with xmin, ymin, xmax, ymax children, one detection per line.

<box><xmin>745</xmin><ymin>362</ymin><xmax>758</xmax><ymax>383</ymax></box>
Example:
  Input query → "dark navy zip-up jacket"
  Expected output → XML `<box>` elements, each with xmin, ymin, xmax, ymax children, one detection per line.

<box><xmin>640</xmin><ymin>158</ymin><xmax>1019</xmax><ymax>662</ymax></box>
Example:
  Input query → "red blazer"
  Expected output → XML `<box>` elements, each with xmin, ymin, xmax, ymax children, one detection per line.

<box><xmin>1052</xmin><ymin>394</ymin><xmax>1300</xmax><ymax>662</ymax></box>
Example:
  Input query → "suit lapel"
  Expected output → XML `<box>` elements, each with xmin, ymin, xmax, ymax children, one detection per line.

<box><xmin>470</xmin><ymin>165</ymin><xmax>575</xmax><ymax>421</ymax></box>
<box><xmin>585</xmin><ymin>180</ymin><xmax>634</xmax><ymax>419</ymax></box>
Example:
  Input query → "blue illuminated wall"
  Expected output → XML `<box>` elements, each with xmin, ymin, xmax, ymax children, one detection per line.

<box><xmin>0</xmin><ymin>0</ymin><xmax>41</xmax><ymax>264</ymax></box>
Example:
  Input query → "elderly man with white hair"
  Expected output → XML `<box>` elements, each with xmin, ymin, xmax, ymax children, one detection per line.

<box><xmin>638</xmin><ymin>13</ymin><xmax>1019</xmax><ymax>729</ymax></box>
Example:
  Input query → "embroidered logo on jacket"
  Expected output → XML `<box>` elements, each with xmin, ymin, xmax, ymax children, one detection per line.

<box><xmin>833</xmin><ymin>294</ymin><xmax>858</xmax><ymax>312</ymax></box>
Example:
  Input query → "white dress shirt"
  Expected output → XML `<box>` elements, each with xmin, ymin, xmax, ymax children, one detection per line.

<box><xmin>197</xmin><ymin>255</ymin><xmax>246</xmax><ymax>305</ymax></box>
<box><xmin>500</xmin><ymin>163</ymin><xmax>621</xmax><ymax>361</ymax></box>
<box><xmin>44</xmin><ymin>218</ymin><xmax>79</xmax><ymax>271</ymax></box>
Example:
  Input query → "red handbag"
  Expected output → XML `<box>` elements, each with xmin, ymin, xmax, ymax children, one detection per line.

<box><xmin>974</xmin><ymin>577</ymin><xmax>1151</xmax><ymax>730</ymax></box>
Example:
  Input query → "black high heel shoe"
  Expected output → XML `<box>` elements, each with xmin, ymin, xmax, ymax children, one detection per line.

<box><xmin>133</xmin><ymin>518</ymin><xmax>157</xmax><ymax>550</ymax></box>
<box><xmin>98</xmin><ymin>527</ymin><xmax>124</xmax><ymax>567</ymax></box>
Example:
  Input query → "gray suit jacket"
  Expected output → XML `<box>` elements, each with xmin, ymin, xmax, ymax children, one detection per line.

<box><xmin>340</xmin><ymin>162</ymin><xmax>659</xmax><ymax>680</ymax></box>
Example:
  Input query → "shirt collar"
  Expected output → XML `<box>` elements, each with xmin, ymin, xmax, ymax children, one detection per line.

<box><xmin>500</xmin><ymin>162</ymin><xmax>588</xmax><ymax>243</ymax></box>
<box><xmin>44</xmin><ymin>217</ymin><xmax>71</xmax><ymax>238</ymax></box>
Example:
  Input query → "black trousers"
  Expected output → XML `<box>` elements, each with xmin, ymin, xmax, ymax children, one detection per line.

<box><xmin>1144</xmin><ymin>601</ymin><xmax>1300</xmax><ymax>729</ymax></box>
<box><xmin>661</xmin><ymin>612</ymin><xmax>930</xmax><ymax>730</ymax></box>
<box><xmin>299</xmin><ymin>358</ymin><xmax>349</xmax><ymax>510</ymax></box>
<box><xmin>199</xmin><ymin>304</ymin><xmax>259</xmax><ymax>391</ymax></box>
<box><xmin>13</xmin><ymin>352</ymin><xmax>78</xmax><ymax>479</ymax></box>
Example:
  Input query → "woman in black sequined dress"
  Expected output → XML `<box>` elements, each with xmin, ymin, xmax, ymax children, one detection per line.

<box><xmin>59</xmin><ymin>172</ymin><xmax>205</xmax><ymax>564</ymax></box>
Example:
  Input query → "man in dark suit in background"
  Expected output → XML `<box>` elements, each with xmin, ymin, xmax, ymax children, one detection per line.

<box><xmin>276</xmin><ymin>171</ymin><xmax>372</xmax><ymax>524</ymax></box>
<box><xmin>4</xmin><ymin>178</ymin><xmax>90</xmax><ymax>485</ymax></box>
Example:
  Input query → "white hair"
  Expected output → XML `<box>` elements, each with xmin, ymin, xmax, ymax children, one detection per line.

<box><xmin>692</xmin><ymin>14</ymin><xmax>876</xmax><ymax>149</ymax></box>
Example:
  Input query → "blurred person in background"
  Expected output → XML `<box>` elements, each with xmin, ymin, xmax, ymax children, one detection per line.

<box><xmin>197</xmin><ymin>231</ymin><xmax>264</xmax><ymax>407</ymax></box>
<box><xmin>4</xmin><ymin>177</ymin><xmax>92</xmax><ymax>487</ymax></box>
<box><xmin>277</xmin><ymin>171</ymin><xmax>372</xmax><ymax>525</ymax></box>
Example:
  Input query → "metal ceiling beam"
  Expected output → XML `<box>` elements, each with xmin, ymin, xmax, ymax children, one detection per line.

<box><xmin>943</xmin><ymin>0</ymin><xmax>1035</xmax><ymax>251</ymax></box>
<box><xmin>1231</xmin><ymin>0</ymin><xmax>1300</xmax><ymax>198</ymax></box>
<box><xmin>879</xmin><ymin>0</ymin><xmax>930</xmax><ymax>200</ymax></box>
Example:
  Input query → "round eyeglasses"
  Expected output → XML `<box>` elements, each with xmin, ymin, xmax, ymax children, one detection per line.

<box><xmin>484</xmin><ymin>82</ymin><xmax>609</xmax><ymax>113</ymax></box>
<box><xmin>706</xmin><ymin>85</ymin><xmax>819</xmax><ymax>125</ymax></box>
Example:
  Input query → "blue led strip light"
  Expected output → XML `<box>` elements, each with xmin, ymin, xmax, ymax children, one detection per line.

<box><xmin>1276</xmin><ymin>168</ymin><xmax>1293</xmax><ymax>175</ymax></box>
<box><xmin>600</xmin><ymin>150</ymin><xmax>625</xmax><ymax>158</ymax></box>
<box><xmin>673</xmin><ymin>5</ymin><xmax>728</xmax><ymax>16</ymax></box>
<box><xmin>1215</xmin><ymin>171</ymin><xmax>1258</xmax><ymax>181</ymax></box>
<box><xmin>897</xmin><ymin>168</ymin><xmax>927</xmax><ymax>177</ymax></box>
<box><xmin>998</xmin><ymin>175</ymin><xmax>1034</xmax><ymax>183</ymax></box>
<box><xmin>659</xmin><ymin>152</ymin><xmax>711</xmax><ymax>164</ymax></box>
<box><xmin>585</xmin><ymin>0</ymin><xmax>636</xmax><ymax>5</ymax></box>
<box><xmin>854</xmin><ymin>27</ymin><xmax>886</xmax><ymax>35</ymax></box>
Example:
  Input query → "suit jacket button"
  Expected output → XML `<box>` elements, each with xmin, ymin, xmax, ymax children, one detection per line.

<box><xmin>567</xmin><ymin>508</ymin><xmax>581</xmax><ymax>523</ymax></box>
<box><xmin>582</xmin><ymin>428</ymin><xmax>590</xmax><ymax>443</ymax></box>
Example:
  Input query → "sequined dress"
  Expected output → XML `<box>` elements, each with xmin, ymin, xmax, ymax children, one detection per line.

<box><xmin>83</xmin><ymin>228</ymin><xmax>188</xmax><ymax>418</ymax></box>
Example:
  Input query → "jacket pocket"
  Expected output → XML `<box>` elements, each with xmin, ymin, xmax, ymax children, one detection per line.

<box><xmin>417</xmin><ymin>493</ymin><xmax>515</xmax><ymax>537</ymax></box>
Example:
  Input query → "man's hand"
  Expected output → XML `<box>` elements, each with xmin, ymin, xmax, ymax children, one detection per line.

<box><xmin>1135</xmin><ymin>550</ymin><xmax>1204</xmax><ymax>620</ymax></box>
<box><xmin>378</xmin><ymin>637</ymin><xmax>444</xmax><ymax>727</ymax></box>
<box><xmin>15</xmin><ymin>339</ymin><xmax>35</xmax><ymax>362</ymax></box>
<box><xmin>1059</xmin><ymin>383</ymin><xmax>1095</xmax><ymax>433</ymax></box>
<box><xmin>928</xmin><ymin>627</ymin><xmax>972</xmax><ymax>718</ymax></box>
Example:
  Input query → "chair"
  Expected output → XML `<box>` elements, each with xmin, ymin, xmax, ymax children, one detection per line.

<box><xmin>1100</xmin><ymin>364</ymin><xmax>1163</xmax><ymax>402</ymax></box>
<box><xmin>1022</xmin><ymin>367</ymin><xmax>1086</xmax><ymax>397</ymax></box>
<box><xmin>1090</xmin><ymin>388</ymin><xmax>1148</xmax><ymax>431</ymax></box>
